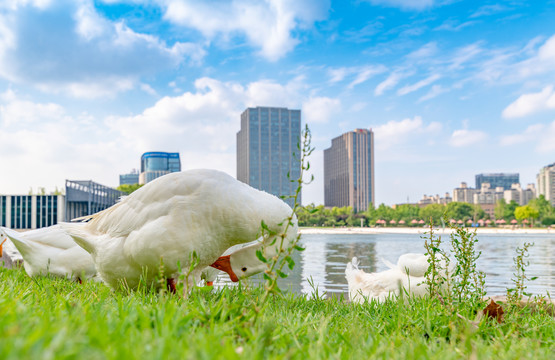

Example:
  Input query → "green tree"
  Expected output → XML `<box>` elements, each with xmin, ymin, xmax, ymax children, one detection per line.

<box><xmin>515</xmin><ymin>205</ymin><xmax>539</xmax><ymax>226</ymax></box>
<box><xmin>494</xmin><ymin>199</ymin><xmax>506</xmax><ymax>220</ymax></box>
<box><xmin>419</xmin><ymin>204</ymin><xmax>445</xmax><ymax>225</ymax></box>
<box><xmin>394</xmin><ymin>204</ymin><xmax>421</xmax><ymax>222</ymax></box>
<box><xmin>446</xmin><ymin>202</ymin><xmax>474</xmax><ymax>220</ymax></box>
<box><xmin>117</xmin><ymin>183</ymin><xmax>143</xmax><ymax>195</ymax></box>
<box><xmin>504</xmin><ymin>200</ymin><xmax>519</xmax><ymax>220</ymax></box>
<box><xmin>528</xmin><ymin>195</ymin><xmax>554</xmax><ymax>220</ymax></box>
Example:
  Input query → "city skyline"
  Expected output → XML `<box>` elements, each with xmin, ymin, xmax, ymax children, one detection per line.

<box><xmin>1</xmin><ymin>1</ymin><xmax>555</xmax><ymax>205</ymax></box>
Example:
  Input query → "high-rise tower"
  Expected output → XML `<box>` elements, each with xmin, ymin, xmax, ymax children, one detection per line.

<box><xmin>236</xmin><ymin>106</ymin><xmax>301</xmax><ymax>208</ymax></box>
<box><xmin>324</xmin><ymin>129</ymin><xmax>374</xmax><ymax>212</ymax></box>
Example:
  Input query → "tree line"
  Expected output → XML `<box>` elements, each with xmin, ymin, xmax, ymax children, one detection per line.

<box><xmin>296</xmin><ymin>195</ymin><xmax>555</xmax><ymax>227</ymax></box>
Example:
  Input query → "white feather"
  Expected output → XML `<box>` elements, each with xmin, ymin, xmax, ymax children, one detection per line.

<box><xmin>59</xmin><ymin>169</ymin><xmax>298</xmax><ymax>291</ymax></box>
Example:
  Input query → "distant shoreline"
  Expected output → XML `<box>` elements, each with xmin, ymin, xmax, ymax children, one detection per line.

<box><xmin>299</xmin><ymin>226</ymin><xmax>555</xmax><ymax>235</ymax></box>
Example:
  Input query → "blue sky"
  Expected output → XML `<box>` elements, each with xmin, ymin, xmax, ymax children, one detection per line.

<box><xmin>1</xmin><ymin>0</ymin><xmax>555</xmax><ymax>206</ymax></box>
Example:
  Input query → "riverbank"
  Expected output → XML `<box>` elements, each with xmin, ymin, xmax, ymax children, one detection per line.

<box><xmin>300</xmin><ymin>226</ymin><xmax>555</xmax><ymax>235</ymax></box>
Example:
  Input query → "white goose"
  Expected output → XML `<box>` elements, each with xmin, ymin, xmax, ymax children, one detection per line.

<box><xmin>345</xmin><ymin>253</ymin><xmax>438</xmax><ymax>303</ymax></box>
<box><xmin>60</xmin><ymin>169</ymin><xmax>298</xmax><ymax>293</ymax></box>
<box><xmin>0</xmin><ymin>225</ymin><xmax>98</xmax><ymax>281</ymax></box>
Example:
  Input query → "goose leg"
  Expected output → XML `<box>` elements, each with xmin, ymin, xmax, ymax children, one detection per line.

<box><xmin>166</xmin><ymin>278</ymin><xmax>177</xmax><ymax>294</ymax></box>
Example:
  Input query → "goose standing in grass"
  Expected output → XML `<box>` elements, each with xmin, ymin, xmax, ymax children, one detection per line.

<box><xmin>345</xmin><ymin>253</ymin><xmax>438</xmax><ymax>303</ymax></box>
<box><xmin>60</xmin><ymin>169</ymin><xmax>298</xmax><ymax>294</ymax></box>
<box><xmin>0</xmin><ymin>225</ymin><xmax>98</xmax><ymax>281</ymax></box>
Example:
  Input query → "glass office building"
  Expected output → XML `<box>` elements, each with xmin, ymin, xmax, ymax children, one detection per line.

<box><xmin>0</xmin><ymin>195</ymin><xmax>65</xmax><ymax>229</ymax></box>
<box><xmin>475</xmin><ymin>173</ymin><xmax>519</xmax><ymax>191</ymax></box>
<box><xmin>119</xmin><ymin>169</ymin><xmax>139</xmax><ymax>185</ymax></box>
<box><xmin>139</xmin><ymin>152</ymin><xmax>181</xmax><ymax>184</ymax></box>
<box><xmin>237</xmin><ymin>107</ymin><xmax>301</xmax><ymax>208</ymax></box>
<box><xmin>324</xmin><ymin>129</ymin><xmax>375</xmax><ymax>212</ymax></box>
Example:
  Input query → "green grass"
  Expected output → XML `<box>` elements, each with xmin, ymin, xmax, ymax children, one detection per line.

<box><xmin>1</xmin><ymin>267</ymin><xmax>554</xmax><ymax>359</ymax></box>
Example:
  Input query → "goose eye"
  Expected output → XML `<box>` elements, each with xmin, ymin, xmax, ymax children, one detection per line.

<box><xmin>241</xmin><ymin>267</ymin><xmax>247</xmax><ymax>272</ymax></box>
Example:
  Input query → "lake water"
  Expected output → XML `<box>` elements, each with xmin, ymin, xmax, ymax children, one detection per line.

<box><xmin>217</xmin><ymin>232</ymin><xmax>555</xmax><ymax>298</ymax></box>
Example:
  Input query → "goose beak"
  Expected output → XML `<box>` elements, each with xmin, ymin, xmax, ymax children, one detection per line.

<box><xmin>210</xmin><ymin>255</ymin><xmax>239</xmax><ymax>282</ymax></box>
<box><xmin>206</xmin><ymin>281</ymin><xmax>213</xmax><ymax>286</ymax></box>
<box><xmin>0</xmin><ymin>238</ymin><xmax>6</xmax><ymax>257</ymax></box>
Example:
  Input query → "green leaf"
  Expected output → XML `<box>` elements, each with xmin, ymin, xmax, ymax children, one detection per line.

<box><xmin>293</xmin><ymin>245</ymin><xmax>305</xmax><ymax>251</ymax></box>
<box><xmin>276</xmin><ymin>270</ymin><xmax>288</xmax><ymax>278</ymax></box>
<box><xmin>255</xmin><ymin>250</ymin><xmax>267</xmax><ymax>263</ymax></box>
<box><xmin>530</xmin><ymin>276</ymin><xmax>538</xmax><ymax>281</ymax></box>
<box><xmin>285</xmin><ymin>256</ymin><xmax>295</xmax><ymax>270</ymax></box>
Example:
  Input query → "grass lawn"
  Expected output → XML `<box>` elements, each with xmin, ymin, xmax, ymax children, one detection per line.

<box><xmin>1</xmin><ymin>266</ymin><xmax>554</xmax><ymax>360</ymax></box>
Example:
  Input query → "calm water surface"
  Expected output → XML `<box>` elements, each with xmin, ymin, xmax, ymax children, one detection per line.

<box><xmin>217</xmin><ymin>233</ymin><xmax>555</xmax><ymax>297</ymax></box>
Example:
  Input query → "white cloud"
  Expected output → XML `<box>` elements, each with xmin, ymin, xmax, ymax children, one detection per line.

<box><xmin>450</xmin><ymin>129</ymin><xmax>487</xmax><ymax>147</ymax></box>
<box><xmin>363</xmin><ymin>0</ymin><xmax>436</xmax><ymax>11</ymax></box>
<box><xmin>499</xmin><ymin>124</ymin><xmax>544</xmax><ymax>146</ymax></box>
<box><xmin>397</xmin><ymin>74</ymin><xmax>441</xmax><ymax>95</ymax></box>
<box><xmin>161</xmin><ymin>0</ymin><xmax>329</xmax><ymax>61</ymax></box>
<box><xmin>418</xmin><ymin>84</ymin><xmax>446</xmax><ymax>102</ymax></box>
<box><xmin>536</xmin><ymin>120</ymin><xmax>555</xmax><ymax>153</ymax></box>
<box><xmin>0</xmin><ymin>98</ymin><xmax>65</xmax><ymax>126</ymax></box>
<box><xmin>499</xmin><ymin>121</ymin><xmax>555</xmax><ymax>153</ymax></box>
<box><xmin>0</xmin><ymin>0</ymin><xmax>205</xmax><ymax>98</ymax></box>
<box><xmin>502</xmin><ymin>86</ymin><xmax>555</xmax><ymax>119</ymax></box>
<box><xmin>375</xmin><ymin>72</ymin><xmax>404</xmax><ymax>95</ymax></box>
<box><xmin>302</xmin><ymin>97</ymin><xmax>341</xmax><ymax>124</ymax></box>
<box><xmin>372</xmin><ymin>116</ymin><xmax>442</xmax><ymax>149</ymax></box>
<box><xmin>0</xmin><ymin>76</ymin><xmax>319</xmax><ymax>193</ymax></box>
<box><xmin>327</xmin><ymin>65</ymin><xmax>387</xmax><ymax>88</ymax></box>
<box><xmin>406</xmin><ymin>42</ymin><xmax>438</xmax><ymax>60</ymax></box>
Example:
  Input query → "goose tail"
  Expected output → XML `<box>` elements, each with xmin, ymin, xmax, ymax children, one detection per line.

<box><xmin>1</xmin><ymin>227</ymin><xmax>32</xmax><ymax>254</ymax></box>
<box><xmin>58</xmin><ymin>222</ymin><xmax>97</xmax><ymax>255</ymax></box>
<box><xmin>345</xmin><ymin>257</ymin><xmax>363</xmax><ymax>284</ymax></box>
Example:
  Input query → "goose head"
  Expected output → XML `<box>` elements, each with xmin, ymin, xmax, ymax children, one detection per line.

<box><xmin>210</xmin><ymin>219</ymin><xmax>299</xmax><ymax>282</ymax></box>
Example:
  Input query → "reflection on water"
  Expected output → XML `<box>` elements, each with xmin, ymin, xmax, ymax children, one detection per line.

<box><xmin>217</xmin><ymin>233</ymin><xmax>555</xmax><ymax>297</ymax></box>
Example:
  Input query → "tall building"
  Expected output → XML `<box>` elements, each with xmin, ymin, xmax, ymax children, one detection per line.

<box><xmin>119</xmin><ymin>169</ymin><xmax>139</xmax><ymax>185</ymax></box>
<box><xmin>0</xmin><ymin>195</ymin><xmax>65</xmax><ymax>229</ymax></box>
<box><xmin>324</xmin><ymin>129</ymin><xmax>375</xmax><ymax>212</ymax></box>
<box><xmin>537</xmin><ymin>163</ymin><xmax>555</xmax><ymax>206</ymax></box>
<box><xmin>139</xmin><ymin>152</ymin><xmax>181</xmax><ymax>184</ymax></box>
<box><xmin>452</xmin><ymin>182</ymin><xmax>476</xmax><ymax>203</ymax></box>
<box><xmin>475</xmin><ymin>173</ymin><xmax>519</xmax><ymax>191</ymax></box>
<box><xmin>504</xmin><ymin>183</ymin><xmax>536</xmax><ymax>206</ymax></box>
<box><xmin>236</xmin><ymin>106</ymin><xmax>301</xmax><ymax>208</ymax></box>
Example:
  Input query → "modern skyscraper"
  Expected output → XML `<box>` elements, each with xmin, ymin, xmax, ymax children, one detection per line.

<box><xmin>139</xmin><ymin>152</ymin><xmax>181</xmax><ymax>184</ymax></box>
<box><xmin>537</xmin><ymin>163</ymin><xmax>555</xmax><ymax>206</ymax></box>
<box><xmin>119</xmin><ymin>169</ymin><xmax>139</xmax><ymax>185</ymax></box>
<box><xmin>324</xmin><ymin>129</ymin><xmax>375</xmax><ymax>212</ymax></box>
<box><xmin>236</xmin><ymin>106</ymin><xmax>301</xmax><ymax>208</ymax></box>
<box><xmin>475</xmin><ymin>173</ymin><xmax>519</xmax><ymax>191</ymax></box>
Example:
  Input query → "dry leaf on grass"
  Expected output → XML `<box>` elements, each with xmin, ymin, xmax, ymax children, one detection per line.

<box><xmin>483</xmin><ymin>299</ymin><xmax>504</xmax><ymax>323</ymax></box>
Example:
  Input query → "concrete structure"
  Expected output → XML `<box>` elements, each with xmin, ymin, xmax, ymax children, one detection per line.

<box><xmin>139</xmin><ymin>152</ymin><xmax>181</xmax><ymax>185</ymax></box>
<box><xmin>0</xmin><ymin>195</ymin><xmax>65</xmax><ymax>229</ymax></box>
<box><xmin>324</xmin><ymin>129</ymin><xmax>375</xmax><ymax>212</ymax></box>
<box><xmin>473</xmin><ymin>183</ymin><xmax>504</xmax><ymax>205</ymax></box>
<box><xmin>475</xmin><ymin>173</ymin><xmax>519</xmax><ymax>191</ymax></box>
<box><xmin>65</xmin><ymin>180</ymin><xmax>123</xmax><ymax>221</ymax></box>
<box><xmin>537</xmin><ymin>163</ymin><xmax>555</xmax><ymax>206</ymax></box>
<box><xmin>504</xmin><ymin>183</ymin><xmax>536</xmax><ymax>206</ymax></box>
<box><xmin>453</xmin><ymin>182</ymin><xmax>476</xmax><ymax>203</ymax></box>
<box><xmin>236</xmin><ymin>106</ymin><xmax>301</xmax><ymax>208</ymax></box>
<box><xmin>418</xmin><ymin>193</ymin><xmax>452</xmax><ymax>206</ymax></box>
<box><xmin>119</xmin><ymin>169</ymin><xmax>139</xmax><ymax>185</ymax></box>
